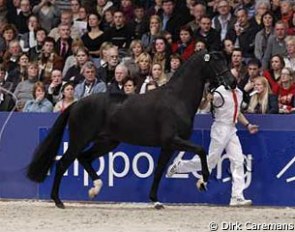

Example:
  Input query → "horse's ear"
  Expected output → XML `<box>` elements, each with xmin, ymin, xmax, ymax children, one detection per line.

<box><xmin>204</xmin><ymin>54</ymin><xmax>210</xmax><ymax>62</ymax></box>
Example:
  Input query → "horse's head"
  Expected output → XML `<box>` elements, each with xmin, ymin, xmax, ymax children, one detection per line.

<box><xmin>202</xmin><ymin>51</ymin><xmax>237</xmax><ymax>90</ymax></box>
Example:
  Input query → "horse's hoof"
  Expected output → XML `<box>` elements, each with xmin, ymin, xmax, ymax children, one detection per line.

<box><xmin>196</xmin><ymin>179</ymin><xmax>207</xmax><ymax>192</ymax></box>
<box><xmin>88</xmin><ymin>179</ymin><xmax>103</xmax><ymax>199</ymax></box>
<box><xmin>154</xmin><ymin>202</ymin><xmax>165</xmax><ymax>210</ymax></box>
<box><xmin>55</xmin><ymin>202</ymin><xmax>65</xmax><ymax>209</ymax></box>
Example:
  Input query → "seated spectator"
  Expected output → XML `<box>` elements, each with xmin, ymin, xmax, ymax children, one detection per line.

<box><xmin>55</xmin><ymin>24</ymin><xmax>73</xmax><ymax>61</ymax></box>
<box><xmin>122</xmin><ymin>39</ymin><xmax>143</xmax><ymax>79</ymax></box>
<box><xmin>7</xmin><ymin>53</ymin><xmax>29</xmax><ymax>92</ymax></box>
<box><xmin>135</xmin><ymin>52</ymin><xmax>152</xmax><ymax>93</ymax></box>
<box><xmin>101</xmin><ymin>8</ymin><xmax>114</xmax><ymax>31</ymax></box>
<box><xmin>0</xmin><ymin>24</ymin><xmax>19</xmax><ymax>58</ymax></box>
<box><xmin>0</xmin><ymin>86</ymin><xmax>15</xmax><ymax>111</ymax></box>
<box><xmin>129</xmin><ymin>4</ymin><xmax>149</xmax><ymax>40</ymax></box>
<box><xmin>23</xmin><ymin>81</ymin><xmax>53</xmax><ymax>112</ymax></box>
<box><xmin>64</xmin><ymin>47</ymin><xmax>90</xmax><ymax>85</ymax></box>
<box><xmin>246</xmin><ymin>76</ymin><xmax>278</xmax><ymax>114</ymax></box>
<box><xmin>249</xmin><ymin>0</ymin><xmax>270</xmax><ymax>34</ymax></box>
<box><xmin>230</xmin><ymin>48</ymin><xmax>247</xmax><ymax>85</ymax></box>
<box><xmin>263</xmin><ymin>54</ymin><xmax>285</xmax><ymax>94</ymax></box>
<box><xmin>75</xmin><ymin>61</ymin><xmax>107</xmax><ymax>100</ymax></box>
<box><xmin>287</xmin><ymin>11</ymin><xmax>295</xmax><ymax>35</ymax></box>
<box><xmin>15</xmin><ymin>0</ymin><xmax>32</xmax><ymax>35</ymax></box>
<box><xmin>283</xmin><ymin>36</ymin><xmax>295</xmax><ymax>71</ymax></box>
<box><xmin>19</xmin><ymin>15</ymin><xmax>40</xmax><ymax>52</ymax></box>
<box><xmin>277</xmin><ymin>67</ymin><xmax>295</xmax><ymax>113</ymax></box>
<box><xmin>3</xmin><ymin>40</ymin><xmax>22</xmax><ymax>73</ymax></box>
<box><xmin>151</xmin><ymin>36</ymin><xmax>172</xmax><ymax>73</ymax></box>
<box><xmin>166</xmin><ymin>53</ymin><xmax>183</xmax><ymax>81</ymax></box>
<box><xmin>222</xmin><ymin>38</ymin><xmax>234</xmax><ymax>64</ymax></box>
<box><xmin>47</xmin><ymin>69</ymin><xmax>63</xmax><ymax>105</ymax></box>
<box><xmin>186</xmin><ymin>2</ymin><xmax>206</xmax><ymax>33</ymax></box>
<box><xmin>0</xmin><ymin>0</ymin><xmax>7</xmax><ymax>30</ymax></box>
<box><xmin>28</xmin><ymin>28</ymin><xmax>48</xmax><ymax>61</ymax></box>
<box><xmin>97</xmin><ymin>46</ymin><xmax>120</xmax><ymax>84</ymax></box>
<box><xmin>119</xmin><ymin>0</ymin><xmax>134</xmax><ymax>22</ymax></box>
<box><xmin>108</xmin><ymin>64</ymin><xmax>129</xmax><ymax>94</ymax></box>
<box><xmin>95</xmin><ymin>0</ymin><xmax>114</xmax><ymax>17</ymax></box>
<box><xmin>54</xmin><ymin>81</ymin><xmax>76</xmax><ymax>112</ymax></box>
<box><xmin>70</xmin><ymin>0</ymin><xmax>80</xmax><ymax>21</ymax></box>
<box><xmin>81</xmin><ymin>12</ymin><xmax>106</xmax><ymax>66</ymax></box>
<box><xmin>0</xmin><ymin>64</ymin><xmax>13</xmax><ymax>92</ymax></box>
<box><xmin>62</xmin><ymin>38</ymin><xmax>84</xmax><ymax>76</ymax></box>
<box><xmin>194</xmin><ymin>39</ymin><xmax>207</xmax><ymax>53</ymax></box>
<box><xmin>280</xmin><ymin>0</ymin><xmax>293</xmax><ymax>30</ymax></box>
<box><xmin>123</xmin><ymin>77</ymin><xmax>136</xmax><ymax>94</ymax></box>
<box><xmin>262</xmin><ymin>21</ymin><xmax>288</xmax><ymax>70</ymax></box>
<box><xmin>141</xmin><ymin>15</ymin><xmax>162</xmax><ymax>53</ymax></box>
<box><xmin>95</xmin><ymin>41</ymin><xmax>113</xmax><ymax>69</ymax></box>
<box><xmin>172</xmin><ymin>25</ymin><xmax>195</xmax><ymax>61</ymax></box>
<box><xmin>38</xmin><ymin>37</ymin><xmax>64</xmax><ymax>84</ymax></box>
<box><xmin>254</xmin><ymin>11</ymin><xmax>275</xmax><ymax>61</ymax></box>
<box><xmin>14</xmin><ymin>62</ymin><xmax>39</xmax><ymax>111</ymax></box>
<box><xmin>32</xmin><ymin>0</ymin><xmax>60</xmax><ymax>33</ymax></box>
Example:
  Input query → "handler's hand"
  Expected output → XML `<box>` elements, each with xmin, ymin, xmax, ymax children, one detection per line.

<box><xmin>248</xmin><ymin>124</ymin><xmax>259</xmax><ymax>134</ymax></box>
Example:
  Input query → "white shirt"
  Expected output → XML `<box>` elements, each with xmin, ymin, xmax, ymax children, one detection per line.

<box><xmin>212</xmin><ymin>85</ymin><xmax>243</xmax><ymax>125</ymax></box>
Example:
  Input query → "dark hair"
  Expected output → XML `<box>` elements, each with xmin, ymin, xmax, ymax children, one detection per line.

<box><xmin>270</xmin><ymin>54</ymin><xmax>285</xmax><ymax>68</ymax></box>
<box><xmin>261</xmin><ymin>11</ymin><xmax>275</xmax><ymax>28</ymax></box>
<box><xmin>43</xmin><ymin>37</ymin><xmax>55</xmax><ymax>45</ymax></box>
<box><xmin>122</xmin><ymin>77</ymin><xmax>137</xmax><ymax>86</ymax></box>
<box><xmin>87</xmin><ymin>12</ymin><xmax>102</xmax><ymax>31</ymax></box>
<box><xmin>179</xmin><ymin>25</ymin><xmax>193</xmax><ymax>37</ymax></box>
<box><xmin>61</xmin><ymin>81</ymin><xmax>75</xmax><ymax>94</ymax></box>
<box><xmin>247</xmin><ymin>58</ymin><xmax>261</xmax><ymax>68</ymax></box>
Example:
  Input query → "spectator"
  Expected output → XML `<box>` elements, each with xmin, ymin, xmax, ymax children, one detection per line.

<box><xmin>172</xmin><ymin>25</ymin><xmax>195</xmax><ymax>61</ymax></box>
<box><xmin>19</xmin><ymin>15</ymin><xmax>40</xmax><ymax>52</ymax></box>
<box><xmin>158</xmin><ymin>0</ymin><xmax>190</xmax><ymax>42</ymax></box>
<box><xmin>48</xmin><ymin>10</ymin><xmax>81</xmax><ymax>41</ymax></box>
<box><xmin>249</xmin><ymin>0</ymin><xmax>270</xmax><ymax>34</ymax></box>
<box><xmin>0</xmin><ymin>64</ymin><xmax>13</xmax><ymax>92</ymax></box>
<box><xmin>129</xmin><ymin>4</ymin><xmax>148</xmax><ymax>40</ymax></box>
<box><xmin>254</xmin><ymin>11</ymin><xmax>275</xmax><ymax>60</ymax></box>
<box><xmin>186</xmin><ymin>2</ymin><xmax>206</xmax><ymax>32</ymax></box>
<box><xmin>280</xmin><ymin>0</ymin><xmax>293</xmax><ymax>30</ymax></box>
<box><xmin>287</xmin><ymin>11</ymin><xmax>295</xmax><ymax>35</ymax></box>
<box><xmin>246</xmin><ymin>76</ymin><xmax>279</xmax><ymax>114</ymax></box>
<box><xmin>7</xmin><ymin>53</ymin><xmax>29</xmax><ymax>92</ymax></box>
<box><xmin>53</xmin><ymin>81</ymin><xmax>76</xmax><ymax>112</ymax></box>
<box><xmin>14</xmin><ymin>62</ymin><xmax>39</xmax><ymax>111</ymax></box>
<box><xmin>120</xmin><ymin>0</ymin><xmax>134</xmax><ymax>22</ymax></box>
<box><xmin>222</xmin><ymin>38</ymin><xmax>234</xmax><ymax>64</ymax></box>
<box><xmin>230</xmin><ymin>48</ymin><xmax>247</xmax><ymax>84</ymax></box>
<box><xmin>23</xmin><ymin>81</ymin><xmax>53</xmax><ymax>112</ymax></box>
<box><xmin>194</xmin><ymin>15</ymin><xmax>221</xmax><ymax>51</ymax></box>
<box><xmin>141</xmin><ymin>15</ymin><xmax>162</xmax><ymax>52</ymax></box>
<box><xmin>0</xmin><ymin>0</ymin><xmax>7</xmax><ymax>29</ymax></box>
<box><xmin>194</xmin><ymin>39</ymin><xmax>207</xmax><ymax>53</ymax></box>
<box><xmin>32</xmin><ymin>0</ymin><xmax>60</xmax><ymax>33</ymax></box>
<box><xmin>70</xmin><ymin>0</ymin><xmax>81</xmax><ymax>21</ymax></box>
<box><xmin>104</xmin><ymin>10</ymin><xmax>135</xmax><ymax>56</ymax></box>
<box><xmin>135</xmin><ymin>52</ymin><xmax>153</xmax><ymax>93</ymax></box>
<box><xmin>100</xmin><ymin>7</ymin><xmax>114</xmax><ymax>31</ymax></box>
<box><xmin>151</xmin><ymin>62</ymin><xmax>167</xmax><ymax>86</ymax></box>
<box><xmin>238</xmin><ymin>58</ymin><xmax>262</xmax><ymax>106</ymax></box>
<box><xmin>64</xmin><ymin>47</ymin><xmax>90</xmax><ymax>85</ymax></box>
<box><xmin>81</xmin><ymin>13</ymin><xmax>106</xmax><ymax>66</ymax></box>
<box><xmin>270</xmin><ymin>0</ymin><xmax>282</xmax><ymax>22</ymax></box>
<box><xmin>166</xmin><ymin>53</ymin><xmax>183</xmax><ymax>81</ymax></box>
<box><xmin>55</xmin><ymin>24</ymin><xmax>73</xmax><ymax>61</ymax></box>
<box><xmin>108</xmin><ymin>64</ymin><xmax>129</xmax><ymax>94</ymax></box>
<box><xmin>38</xmin><ymin>37</ymin><xmax>64</xmax><ymax>84</ymax></box>
<box><xmin>97</xmin><ymin>46</ymin><xmax>119</xmax><ymax>84</ymax></box>
<box><xmin>0</xmin><ymin>24</ymin><xmax>18</xmax><ymax>57</ymax></box>
<box><xmin>95</xmin><ymin>41</ymin><xmax>113</xmax><ymax>69</ymax></box>
<box><xmin>73</xmin><ymin>6</ymin><xmax>88</xmax><ymax>35</ymax></box>
<box><xmin>283</xmin><ymin>36</ymin><xmax>295</xmax><ymax>71</ymax></box>
<box><xmin>0</xmin><ymin>87</ymin><xmax>15</xmax><ymax>111</ymax></box>
<box><xmin>262</xmin><ymin>21</ymin><xmax>288</xmax><ymax>70</ymax></box>
<box><xmin>277</xmin><ymin>67</ymin><xmax>295</xmax><ymax>113</ymax></box>
<box><xmin>95</xmin><ymin>0</ymin><xmax>114</xmax><ymax>17</ymax></box>
<box><xmin>3</xmin><ymin>40</ymin><xmax>22</xmax><ymax>73</ymax></box>
<box><xmin>228</xmin><ymin>8</ymin><xmax>257</xmax><ymax>61</ymax></box>
<box><xmin>74</xmin><ymin>61</ymin><xmax>107</xmax><ymax>99</ymax></box>
<box><xmin>123</xmin><ymin>77</ymin><xmax>136</xmax><ymax>94</ymax></box>
<box><xmin>146</xmin><ymin>0</ymin><xmax>162</xmax><ymax>17</ymax></box>
<box><xmin>28</xmin><ymin>28</ymin><xmax>48</xmax><ymax>61</ymax></box>
<box><xmin>235</xmin><ymin>0</ymin><xmax>256</xmax><ymax>19</ymax></box>
<box><xmin>15</xmin><ymin>0</ymin><xmax>32</xmax><ymax>35</ymax></box>
<box><xmin>263</xmin><ymin>54</ymin><xmax>285</xmax><ymax>94</ymax></box>
<box><xmin>122</xmin><ymin>39</ymin><xmax>143</xmax><ymax>79</ymax></box>
<box><xmin>47</xmin><ymin>69</ymin><xmax>63</xmax><ymax>105</ymax></box>
<box><xmin>151</xmin><ymin>36</ymin><xmax>172</xmax><ymax>73</ymax></box>
<box><xmin>212</xmin><ymin>0</ymin><xmax>236</xmax><ymax>41</ymax></box>
<box><xmin>62</xmin><ymin>38</ymin><xmax>84</xmax><ymax>76</ymax></box>
<box><xmin>6</xmin><ymin>0</ymin><xmax>20</xmax><ymax>27</ymax></box>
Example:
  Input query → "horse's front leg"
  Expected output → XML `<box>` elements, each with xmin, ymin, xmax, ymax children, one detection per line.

<box><xmin>170</xmin><ymin>136</ymin><xmax>209</xmax><ymax>184</ymax></box>
<box><xmin>149</xmin><ymin>148</ymin><xmax>174</xmax><ymax>209</ymax></box>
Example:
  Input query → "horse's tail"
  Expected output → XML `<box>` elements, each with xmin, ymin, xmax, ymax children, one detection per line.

<box><xmin>27</xmin><ymin>104</ymin><xmax>73</xmax><ymax>183</ymax></box>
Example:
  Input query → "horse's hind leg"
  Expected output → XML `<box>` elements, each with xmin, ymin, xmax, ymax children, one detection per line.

<box><xmin>51</xmin><ymin>144</ymin><xmax>81</xmax><ymax>209</ymax></box>
<box><xmin>78</xmin><ymin>140</ymin><xmax>119</xmax><ymax>199</ymax></box>
<box><xmin>149</xmin><ymin>148</ymin><xmax>174</xmax><ymax>209</ymax></box>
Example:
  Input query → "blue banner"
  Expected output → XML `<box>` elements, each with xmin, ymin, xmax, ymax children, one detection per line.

<box><xmin>0</xmin><ymin>113</ymin><xmax>295</xmax><ymax>206</ymax></box>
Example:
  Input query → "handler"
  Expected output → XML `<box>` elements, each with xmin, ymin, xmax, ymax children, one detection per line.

<box><xmin>167</xmin><ymin>84</ymin><xmax>259</xmax><ymax>206</ymax></box>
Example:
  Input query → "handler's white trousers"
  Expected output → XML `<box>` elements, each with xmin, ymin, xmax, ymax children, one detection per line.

<box><xmin>177</xmin><ymin>122</ymin><xmax>246</xmax><ymax>199</ymax></box>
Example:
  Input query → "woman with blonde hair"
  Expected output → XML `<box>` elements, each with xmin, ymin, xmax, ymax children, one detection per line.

<box><xmin>135</xmin><ymin>52</ymin><xmax>152</xmax><ymax>93</ymax></box>
<box><xmin>246</xmin><ymin>76</ymin><xmax>278</xmax><ymax>114</ymax></box>
<box><xmin>97</xmin><ymin>41</ymin><xmax>113</xmax><ymax>68</ymax></box>
<box><xmin>141</xmin><ymin>15</ymin><xmax>162</xmax><ymax>52</ymax></box>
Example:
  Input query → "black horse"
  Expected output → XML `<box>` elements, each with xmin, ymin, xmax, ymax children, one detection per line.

<box><xmin>27</xmin><ymin>51</ymin><xmax>236</xmax><ymax>209</ymax></box>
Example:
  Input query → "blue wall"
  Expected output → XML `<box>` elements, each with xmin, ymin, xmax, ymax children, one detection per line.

<box><xmin>0</xmin><ymin>113</ymin><xmax>295</xmax><ymax>206</ymax></box>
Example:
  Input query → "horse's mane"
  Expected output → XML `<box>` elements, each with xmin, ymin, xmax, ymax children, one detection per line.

<box><xmin>108</xmin><ymin>92</ymin><xmax>129</xmax><ymax>103</ymax></box>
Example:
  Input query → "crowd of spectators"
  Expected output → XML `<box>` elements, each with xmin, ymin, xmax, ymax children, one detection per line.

<box><xmin>0</xmin><ymin>0</ymin><xmax>294</xmax><ymax>114</ymax></box>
